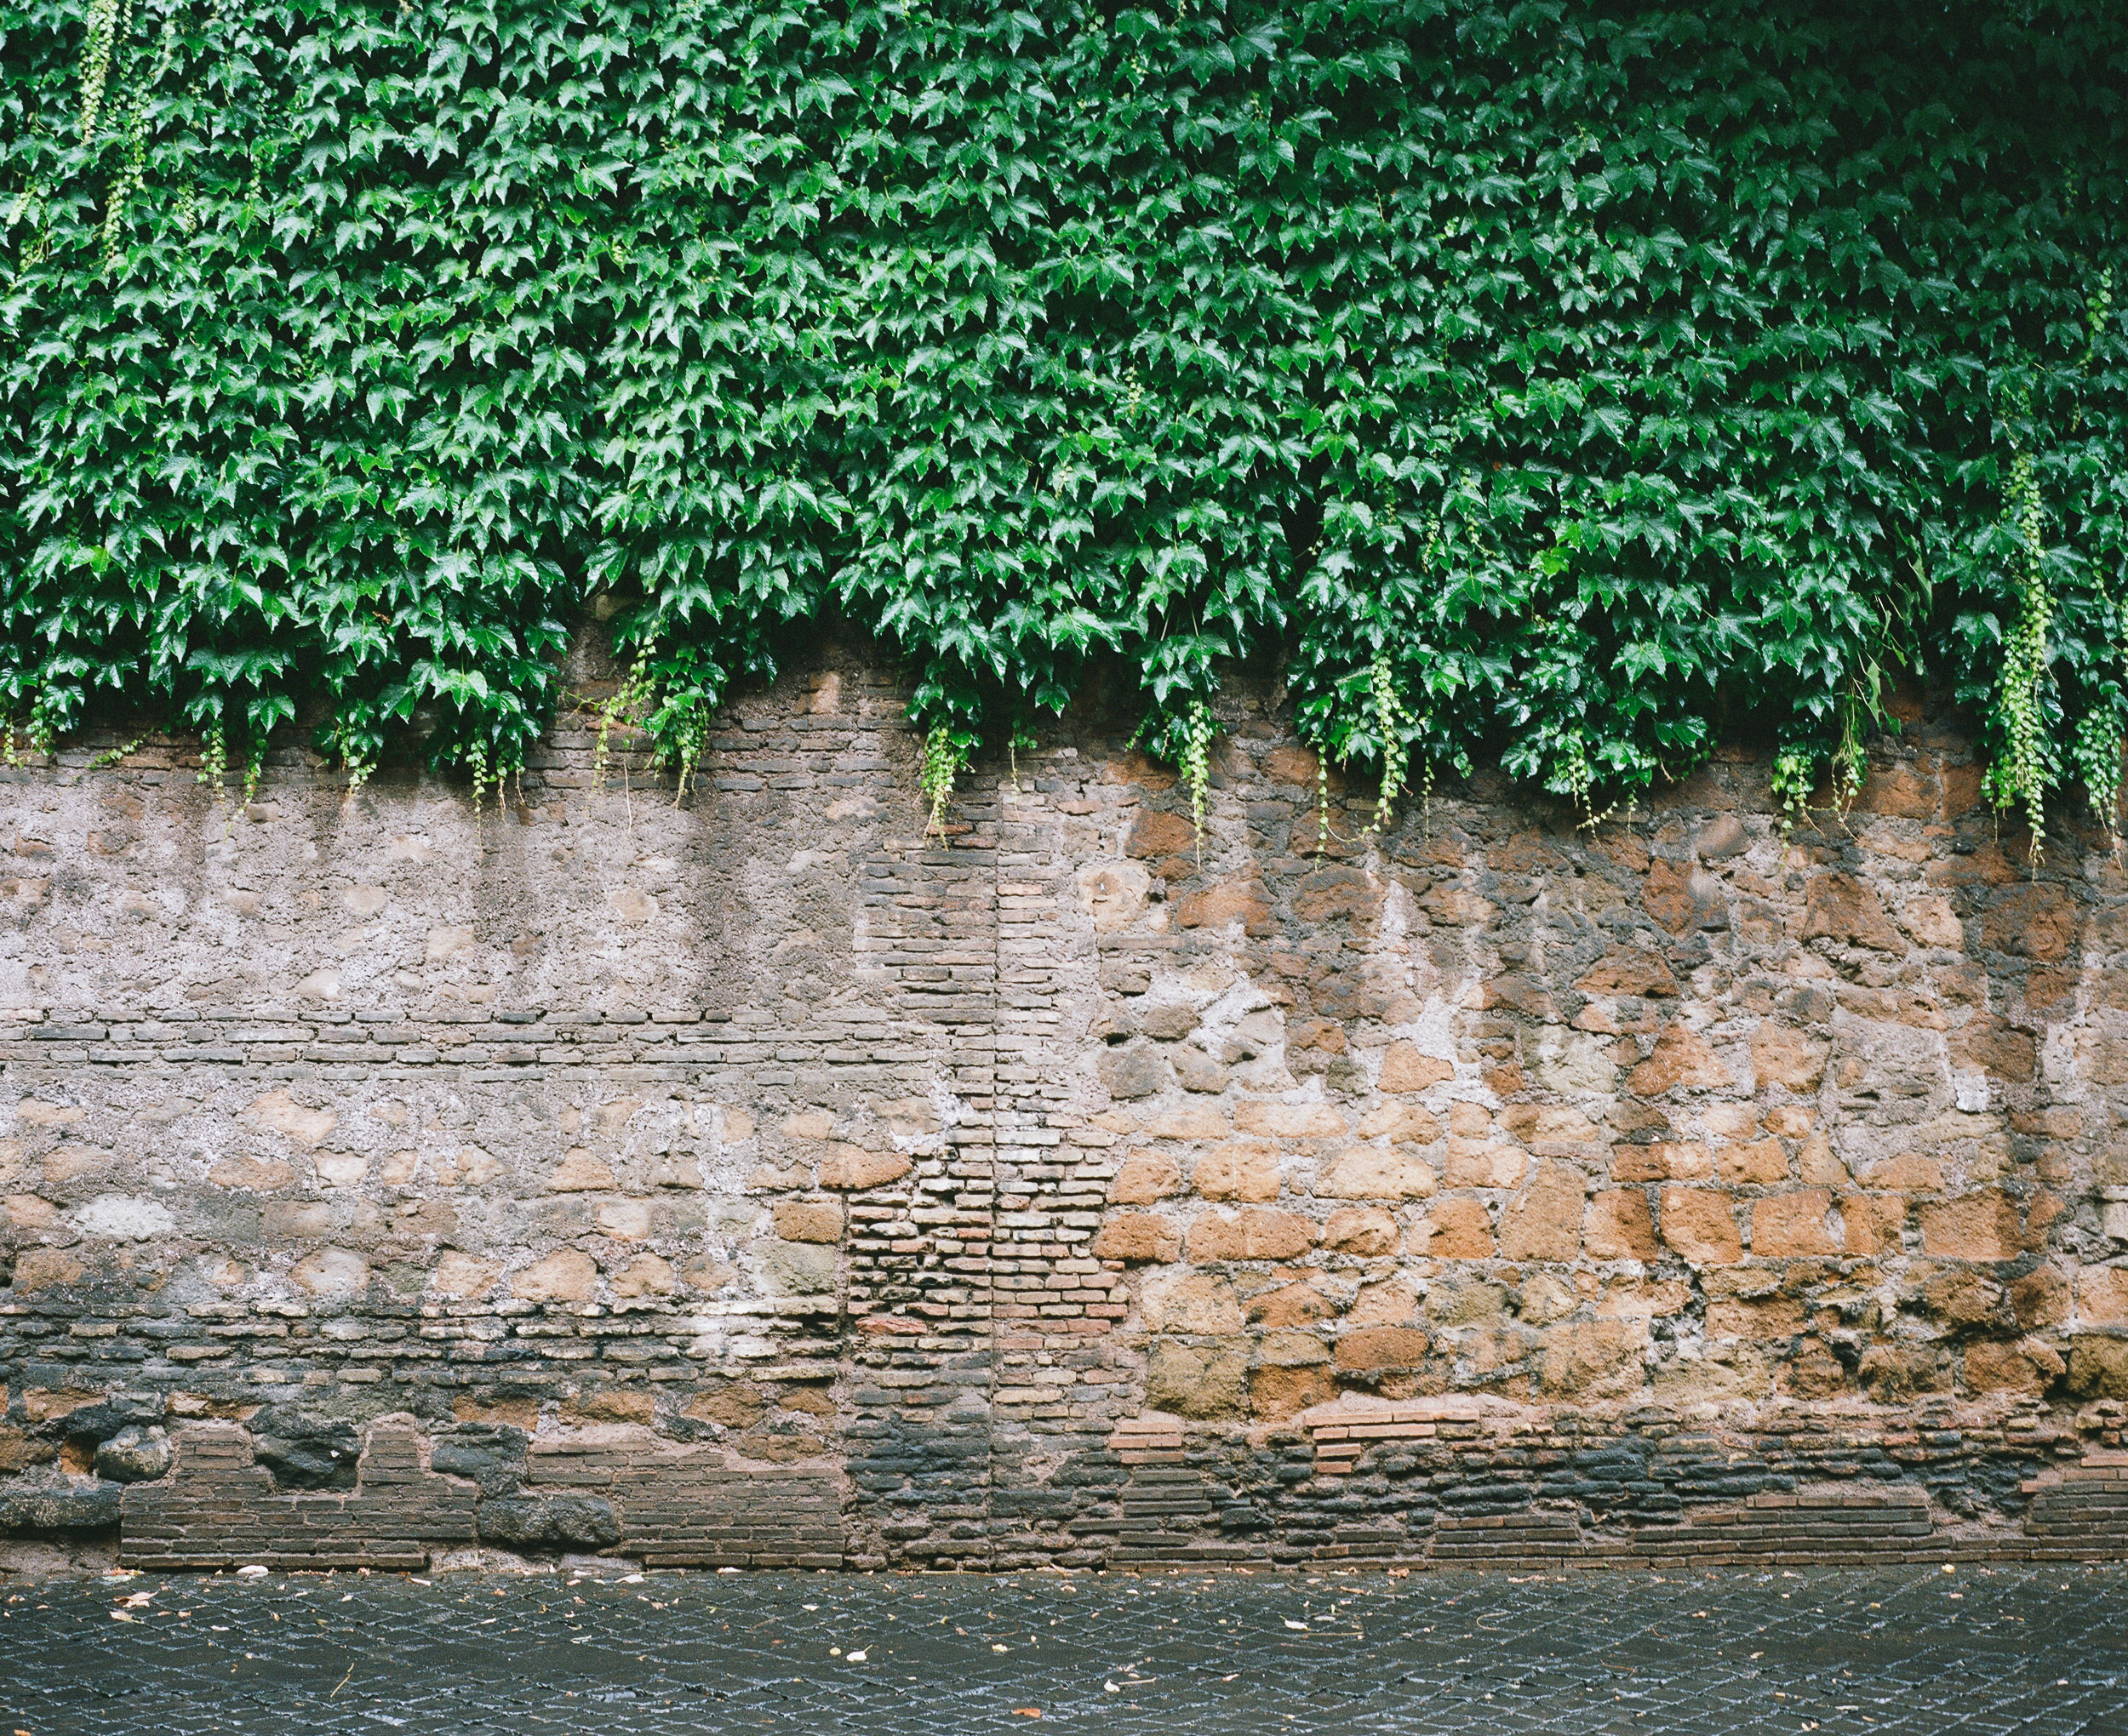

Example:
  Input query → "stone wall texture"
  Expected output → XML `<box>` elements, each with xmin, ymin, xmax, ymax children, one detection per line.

<box><xmin>7</xmin><ymin>642</ymin><xmax>2128</xmax><ymax>1573</ymax></box>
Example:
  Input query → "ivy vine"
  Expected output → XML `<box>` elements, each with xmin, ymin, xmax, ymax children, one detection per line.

<box><xmin>1</xmin><ymin>1</ymin><xmax>2124</xmax><ymax>845</ymax></box>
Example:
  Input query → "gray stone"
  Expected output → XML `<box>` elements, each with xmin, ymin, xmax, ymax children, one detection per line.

<box><xmin>477</xmin><ymin>1495</ymin><xmax>621</xmax><ymax>1549</ymax></box>
<box><xmin>1170</xmin><ymin>1045</ymin><xmax>1229</xmax><ymax>1094</ymax></box>
<box><xmin>1138</xmin><ymin>1001</ymin><xmax>1200</xmax><ymax>1042</ymax></box>
<box><xmin>94</xmin><ymin>1426</ymin><xmax>172</xmax><ymax>1484</ymax></box>
<box><xmin>1098</xmin><ymin>1039</ymin><xmax>1170</xmax><ymax>1100</ymax></box>
<box><xmin>0</xmin><ymin>1482</ymin><xmax>123</xmax><ymax>1533</ymax></box>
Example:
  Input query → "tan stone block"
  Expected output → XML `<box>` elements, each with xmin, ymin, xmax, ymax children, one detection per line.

<box><xmin>772</xmin><ymin>1199</ymin><xmax>844</xmax><ymax>1243</ymax></box>
<box><xmin>1147</xmin><ymin>1107</ymin><xmax>1230</xmax><ymax>1139</ymax></box>
<box><xmin>1420</xmin><ymin>1198</ymin><xmax>1496</xmax><ymax>1259</ymax></box>
<box><xmin>1173</xmin><ymin>877</ymin><xmax>1273</xmax><ymax>934</ymax></box>
<box><xmin>1902</xmin><ymin>894</ymin><xmax>1965</xmax><ymax>948</ymax></box>
<box><xmin>2011</xmin><ymin>1266</ymin><xmax>2070</xmax><ymax>1328</ymax></box>
<box><xmin>1356</xmin><ymin>1103</ymin><xmax>1442</xmax><ymax>1142</ymax></box>
<box><xmin>1141</xmin><ymin>1271</ymin><xmax>1244</xmax><ymax>1334</ymax></box>
<box><xmin>1126</xmin><ymin>808</ymin><xmax>1197</xmax><ymax>861</ymax></box>
<box><xmin>1349</xmin><ymin>1276</ymin><xmax>1420</xmax><ymax>1326</ymax></box>
<box><xmin>596</xmin><ymin>1198</ymin><xmax>653</xmax><ymax>1240</ymax></box>
<box><xmin>20</xmin><ymin>1387</ymin><xmax>100</xmax><ymax>1422</ymax></box>
<box><xmin>209</xmin><ymin>1157</ymin><xmax>294</xmax><ymax>1191</ymax></box>
<box><xmin>1918</xmin><ymin>1190</ymin><xmax>2022</xmax><ymax>1261</ymax></box>
<box><xmin>1839</xmin><ymin>1191</ymin><xmax>1906</xmax><ymax>1255</ymax></box>
<box><xmin>1965</xmin><ymin>1339</ymin><xmax>2057</xmax><ymax>1394</ymax></box>
<box><xmin>4</xmin><ymin>1195</ymin><xmax>58</xmax><ymax>1229</ymax></box>
<box><xmin>1798</xmin><ymin>1133</ymin><xmax>1847</xmax><ymax>1185</ymax></box>
<box><xmin>291</xmin><ymin>1248</ymin><xmax>369</xmax><ymax>1297</ymax></box>
<box><xmin>1583</xmin><ymin>1190</ymin><xmax>1657</xmax><ymax>1261</ymax></box>
<box><xmin>683</xmin><ymin>1382</ymin><xmax>764</xmax><ymax>1428</ymax></box>
<box><xmin>1427</xmin><ymin>1277</ymin><xmax>1507</xmax><ymax>1326</ymax></box>
<box><xmin>1091</xmin><ymin>1213</ymin><xmax>1181</xmax><ymax>1264</ymax></box>
<box><xmin>817</xmin><ymin>1145</ymin><xmax>912</xmax><ymax>1191</ymax></box>
<box><xmin>1378</xmin><ymin>1041</ymin><xmax>1453</xmax><ymax>1094</ymax></box>
<box><xmin>1984</xmin><ymin>882</ymin><xmax>2078</xmax><ymax>962</ymax></box>
<box><xmin>2070</xmin><ymin>1337</ymin><xmax>2128</xmax><ymax>1398</ymax></box>
<box><xmin>316</xmin><ymin>1153</ymin><xmax>369</xmax><ymax>1188</ymax></box>
<box><xmin>438</xmin><ymin>1146</ymin><xmax>501</xmax><ymax>1187</ymax></box>
<box><xmin>1499</xmin><ymin>1105</ymin><xmax>1604</xmax><ymax>1148</ymax></box>
<box><xmin>1750</xmin><ymin>1021</ymin><xmax>1828</xmax><ymax>1093</ymax></box>
<box><xmin>1660</xmin><ymin>1187</ymin><xmax>1742</xmax><ymax>1264</ymax></box>
<box><xmin>1719</xmin><ymin>1139</ymin><xmax>1789</xmax><ymax>1185</ymax></box>
<box><xmin>611</xmin><ymin>1253</ymin><xmax>677</xmax><ymax>1298</ymax></box>
<box><xmin>0</xmin><ymin>1427</ymin><xmax>54</xmax><ymax>1472</ymax></box>
<box><xmin>1802</xmin><ymin>872</ymin><xmax>1903</xmax><ymax>951</ymax></box>
<box><xmin>1627</xmin><ymin>1025</ymin><xmax>1730</xmax><ymax>1096</ymax></box>
<box><xmin>14</xmin><ymin>1100</ymin><xmax>84</xmax><ymax>1128</ymax></box>
<box><xmin>1443</xmin><ymin>1140</ymin><xmax>1527</xmax><ymax>1188</ymax></box>
<box><xmin>1702</xmin><ymin>1104</ymin><xmax>1758</xmax><ymax>1139</ymax></box>
<box><xmin>1539</xmin><ymin>1320</ymin><xmax>1648</xmax><ymax>1396</ymax></box>
<box><xmin>1750</xmin><ymin>1190</ymin><xmax>1836</xmax><ymax>1257</ymax></box>
<box><xmin>11</xmin><ymin>1248</ymin><xmax>87</xmax><ymax>1292</ymax></box>
<box><xmin>1596</xmin><ymin>1277</ymin><xmax>1694</xmax><ymax>1320</ymax></box>
<box><xmin>264</xmin><ymin>1200</ymin><xmax>337</xmax><ymax>1241</ymax></box>
<box><xmin>1707</xmin><ymin>1295</ymin><xmax>1807</xmax><ymax>1338</ymax></box>
<box><xmin>512</xmin><ymin>1248</ymin><xmax>598</xmax><ymax>1302</ymax></box>
<box><xmin>454</xmin><ymin>1392</ymin><xmax>537</xmax><ymax>1429</ymax></box>
<box><xmin>430</xmin><ymin>1251</ymin><xmax>501</xmax><ymax>1297</ymax></box>
<box><xmin>1247</xmin><ymin>1277</ymin><xmax>1340</xmax><ymax>1327</ymax></box>
<box><xmin>1575</xmin><ymin>949</ymin><xmax>1678</xmax><ymax>997</ymax></box>
<box><xmin>1610</xmin><ymin>1141</ymin><xmax>1709</xmax><ymax>1182</ymax></box>
<box><xmin>1333</xmin><ymin>1325</ymin><xmax>1431</xmax><ymax>1373</ymax></box>
<box><xmin>1642</xmin><ymin>855</ymin><xmax>1716</xmax><ymax>934</ymax></box>
<box><xmin>1446</xmin><ymin>1102</ymin><xmax>1491</xmax><ymax>1138</ymax></box>
<box><xmin>2078</xmin><ymin>1265</ymin><xmax>2128</xmax><ymax>1326</ymax></box>
<box><xmin>1854</xmin><ymin>1147</ymin><xmax>1941</xmax><ymax>1190</ymax></box>
<box><xmin>425</xmin><ymin>925</ymin><xmax>476</xmax><ymax>962</ymax></box>
<box><xmin>1075</xmin><ymin>859</ymin><xmax>1153</xmax><ymax>932</ymax></box>
<box><xmin>1147</xmin><ymin>1337</ymin><xmax>1250</xmax><ymax>1418</ymax></box>
<box><xmin>1250</xmin><ymin>1364</ymin><xmax>1337</xmax><ymax>1420</ymax></box>
<box><xmin>1187</xmin><ymin>1207</ymin><xmax>1318</xmax><ymax>1262</ymax></box>
<box><xmin>1316</xmin><ymin>1145</ymin><xmax>1436</xmax><ymax>1201</ymax></box>
<box><xmin>1194</xmin><ymin>1142</ymin><xmax>1282</xmax><ymax>1202</ymax></box>
<box><xmin>247</xmin><ymin>1088</ymin><xmax>337</xmax><ymax>1147</ymax></box>
<box><xmin>1322</xmin><ymin>1206</ymin><xmax>1399</xmax><ymax>1255</ymax></box>
<box><xmin>1765</xmin><ymin>1105</ymin><xmax>1816</xmax><ymax>1139</ymax></box>
<box><xmin>1234</xmin><ymin>1100</ymin><xmax>1347</xmax><ymax>1139</ymax></box>
<box><xmin>548</xmin><ymin>1148</ymin><xmax>616</xmax><ymax>1191</ymax></box>
<box><xmin>782</xmin><ymin>1111</ymin><xmax>836</xmax><ymax>1139</ymax></box>
<box><xmin>1499</xmin><ymin>1162</ymin><xmax>1585</xmax><ymax>1262</ymax></box>
<box><xmin>563</xmin><ymin>1387</ymin><xmax>655</xmax><ymax>1425</ymax></box>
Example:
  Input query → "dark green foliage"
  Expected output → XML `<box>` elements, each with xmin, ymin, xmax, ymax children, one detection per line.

<box><xmin>3</xmin><ymin>0</ymin><xmax>2125</xmax><ymax>834</ymax></box>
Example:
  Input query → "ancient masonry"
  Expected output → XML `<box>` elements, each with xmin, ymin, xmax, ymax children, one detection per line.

<box><xmin>7</xmin><ymin>646</ymin><xmax>2128</xmax><ymax>1575</ymax></box>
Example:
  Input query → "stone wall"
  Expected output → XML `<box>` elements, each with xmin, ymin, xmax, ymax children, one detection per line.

<box><xmin>6</xmin><ymin>643</ymin><xmax>2128</xmax><ymax>1574</ymax></box>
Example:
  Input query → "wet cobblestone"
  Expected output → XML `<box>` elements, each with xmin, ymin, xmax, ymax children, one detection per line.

<box><xmin>4</xmin><ymin>1563</ymin><xmax>2126</xmax><ymax>1734</ymax></box>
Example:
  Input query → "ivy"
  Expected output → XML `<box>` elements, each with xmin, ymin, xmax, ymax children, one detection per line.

<box><xmin>1</xmin><ymin>1</ymin><xmax>2125</xmax><ymax>842</ymax></box>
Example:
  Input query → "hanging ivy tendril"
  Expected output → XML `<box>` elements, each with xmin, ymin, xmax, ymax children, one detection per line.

<box><xmin>919</xmin><ymin>723</ymin><xmax>970</xmax><ymax>842</ymax></box>
<box><xmin>1984</xmin><ymin>450</ymin><xmax>2053</xmax><ymax>859</ymax></box>
<box><xmin>197</xmin><ymin>724</ymin><xmax>226</xmax><ymax>805</ymax></box>
<box><xmin>78</xmin><ymin>0</ymin><xmax>122</xmax><ymax>140</ymax></box>
<box><xmin>1364</xmin><ymin>655</ymin><xmax>1412</xmax><ymax>837</ymax></box>
<box><xmin>592</xmin><ymin>654</ymin><xmax>655</xmax><ymax>791</ymax></box>
<box><xmin>1179</xmin><ymin>700</ymin><xmax>1214</xmax><ymax>860</ymax></box>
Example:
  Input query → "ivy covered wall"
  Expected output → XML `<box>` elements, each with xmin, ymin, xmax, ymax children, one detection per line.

<box><xmin>3</xmin><ymin>0</ymin><xmax>2125</xmax><ymax>841</ymax></box>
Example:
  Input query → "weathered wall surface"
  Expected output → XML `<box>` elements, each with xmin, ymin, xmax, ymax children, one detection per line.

<box><xmin>7</xmin><ymin>647</ymin><xmax>2128</xmax><ymax>1575</ymax></box>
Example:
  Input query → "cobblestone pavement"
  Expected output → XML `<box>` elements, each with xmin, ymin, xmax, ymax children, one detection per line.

<box><xmin>4</xmin><ymin>1563</ymin><xmax>2127</xmax><ymax>1736</ymax></box>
